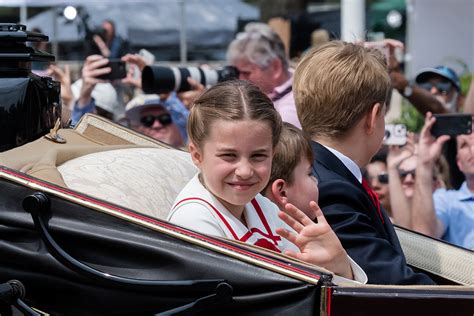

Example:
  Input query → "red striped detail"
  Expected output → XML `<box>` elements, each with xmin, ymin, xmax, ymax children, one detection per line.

<box><xmin>174</xmin><ymin>197</ymin><xmax>239</xmax><ymax>240</ymax></box>
<box><xmin>251</xmin><ymin>198</ymin><xmax>281</xmax><ymax>244</ymax></box>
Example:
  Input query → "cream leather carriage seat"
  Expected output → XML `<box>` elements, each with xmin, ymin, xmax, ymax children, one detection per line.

<box><xmin>58</xmin><ymin>148</ymin><xmax>197</xmax><ymax>220</ymax></box>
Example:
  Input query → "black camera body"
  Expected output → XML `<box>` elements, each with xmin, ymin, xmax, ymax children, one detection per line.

<box><xmin>91</xmin><ymin>27</ymin><xmax>107</xmax><ymax>40</ymax></box>
<box><xmin>0</xmin><ymin>24</ymin><xmax>61</xmax><ymax>152</ymax></box>
<box><xmin>142</xmin><ymin>65</ymin><xmax>239</xmax><ymax>94</ymax></box>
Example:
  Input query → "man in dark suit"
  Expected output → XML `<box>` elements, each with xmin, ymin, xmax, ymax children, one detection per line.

<box><xmin>293</xmin><ymin>41</ymin><xmax>435</xmax><ymax>284</ymax></box>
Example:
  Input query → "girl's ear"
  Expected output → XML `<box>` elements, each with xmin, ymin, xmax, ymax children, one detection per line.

<box><xmin>270</xmin><ymin>179</ymin><xmax>288</xmax><ymax>206</ymax></box>
<box><xmin>188</xmin><ymin>142</ymin><xmax>203</xmax><ymax>167</ymax></box>
<box><xmin>366</xmin><ymin>102</ymin><xmax>382</xmax><ymax>135</ymax></box>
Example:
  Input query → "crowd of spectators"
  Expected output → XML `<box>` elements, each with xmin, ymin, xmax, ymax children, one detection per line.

<box><xmin>45</xmin><ymin>19</ymin><xmax>473</xmax><ymax>284</ymax></box>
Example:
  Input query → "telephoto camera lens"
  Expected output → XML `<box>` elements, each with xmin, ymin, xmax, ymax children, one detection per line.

<box><xmin>141</xmin><ymin>65</ymin><xmax>239</xmax><ymax>94</ymax></box>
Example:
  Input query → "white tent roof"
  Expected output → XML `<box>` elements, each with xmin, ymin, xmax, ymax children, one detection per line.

<box><xmin>23</xmin><ymin>0</ymin><xmax>259</xmax><ymax>47</ymax></box>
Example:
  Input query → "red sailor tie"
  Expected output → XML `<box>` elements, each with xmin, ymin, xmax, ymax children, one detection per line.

<box><xmin>362</xmin><ymin>178</ymin><xmax>384</xmax><ymax>224</ymax></box>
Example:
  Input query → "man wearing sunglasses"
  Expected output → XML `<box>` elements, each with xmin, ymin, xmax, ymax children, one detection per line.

<box><xmin>414</xmin><ymin>66</ymin><xmax>462</xmax><ymax>113</ymax></box>
<box><xmin>125</xmin><ymin>94</ymin><xmax>186</xmax><ymax>148</ymax></box>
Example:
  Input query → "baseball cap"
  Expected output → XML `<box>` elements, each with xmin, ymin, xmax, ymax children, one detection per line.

<box><xmin>415</xmin><ymin>66</ymin><xmax>461</xmax><ymax>92</ymax></box>
<box><xmin>125</xmin><ymin>94</ymin><xmax>189</xmax><ymax>142</ymax></box>
<box><xmin>71</xmin><ymin>79</ymin><xmax>122</xmax><ymax>118</ymax></box>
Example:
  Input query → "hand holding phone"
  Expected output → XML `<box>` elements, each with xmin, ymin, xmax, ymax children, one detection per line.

<box><xmin>97</xmin><ymin>59</ymin><xmax>127</xmax><ymax>80</ymax></box>
<box><xmin>431</xmin><ymin>114</ymin><xmax>472</xmax><ymax>138</ymax></box>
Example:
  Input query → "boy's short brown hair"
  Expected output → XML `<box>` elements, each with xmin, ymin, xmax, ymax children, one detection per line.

<box><xmin>264</xmin><ymin>122</ymin><xmax>313</xmax><ymax>192</ymax></box>
<box><xmin>293</xmin><ymin>41</ymin><xmax>391</xmax><ymax>139</ymax></box>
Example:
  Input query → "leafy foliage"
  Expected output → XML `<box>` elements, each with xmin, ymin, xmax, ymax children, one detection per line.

<box><xmin>391</xmin><ymin>100</ymin><xmax>424</xmax><ymax>133</ymax></box>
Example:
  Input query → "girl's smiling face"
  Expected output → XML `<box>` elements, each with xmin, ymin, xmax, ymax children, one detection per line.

<box><xmin>190</xmin><ymin>119</ymin><xmax>274</xmax><ymax>217</ymax></box>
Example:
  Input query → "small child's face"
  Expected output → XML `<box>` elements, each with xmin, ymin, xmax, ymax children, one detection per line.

<box><xmin>191</xmin><ymin>119</ymin><xmax>274</xmax><ymax>214</ymax></box>
<box><xmin>285</xmin><ymin>158</ymin><xmax>319</xmax><ymax>220</ymax></box>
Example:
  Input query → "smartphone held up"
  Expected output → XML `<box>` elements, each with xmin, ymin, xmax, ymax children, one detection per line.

<box><xmin>384</xmin><ymin>124</ymin><xmax>407</xmax><ymax>146</ymax></box>
<box><xmin>431</xmin><ymin>114</ymin><xmax>472</xmax><ymax>138</ymax></box>
<box><xmin>97</xmin><ymin>59</ymin><xmax>127</xmax><ymax>80</ymax></box>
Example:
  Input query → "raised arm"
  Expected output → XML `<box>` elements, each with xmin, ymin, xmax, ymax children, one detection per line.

<box><xmin>386</xmin><ymin>137</ymin><xmax>415</xmax><ymax>228</ymax></box>
<box><xmin>411</xmin><ymin>113</ymin><xmax>450</xmax><ymax>237</ymax></box>
<box><xmin>380</xmin><ymin>39</ymin><xmax>448</xmax><ymax>115</ymax></box>
<box><xmin>78</xmin><ymin>55</ymin><xmax>111</xmax><ymax>108</ymax></box>
<box><xmin>390</xmin><ymin>71</ymin><xmax>448</xmax><ymax>115</ymax></box>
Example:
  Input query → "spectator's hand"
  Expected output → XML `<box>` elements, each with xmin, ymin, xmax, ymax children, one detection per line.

<box><xmin>177</xmin><ymin>77</ymin><xmax>205</xmax><ymax>109</ymax></box>
<box><xmin>121</xmin><ymin>54</ymin><xmax>151</xmax><ymax>89</ymax></box>
<box><xmin>93</xmin><ymin>35</ymin><xmax>111</xmax><ymax>57</ymax></box>
<box><xmin>387</xmin><ymin>132</ymin><xmax>416</xmax><ymax>170</ymax></box>
<box><xmin>121</xmin><ymin>53</ymin><xmax>149</xmax><ymax>71</ymax></box>
<box><xmin>276</xmin><ymin>201</ymin><xmax>353</xmax><ymax>280</ymax></box>
<box><xmin>47</xmin><ymin>64</ymin><xmax>74</xmax><ymax>109</ymax></box>
<box><xmin>364</xmin><ymin>39</ymin><xmax>405</xmax><ymax>83</ymax></box>
<box><xmin>79</xmin><ymin>55</ymin><xmax>110</xmax><ymax>107</ymax></box>
<box><xmin>363</xmin><ymin>38</ymin><xmax>404</xmax><ymax>51</ymax></box>
<box><xmin>122</xmin><ymin>64</ymin><xmax>142</xmax><ymax>89</ymax></box>
<box><xmin>384</xmin><ymin>39</ymin><xmax>404</xmax><ymax>71</ymax></box>
<box><xmin>82</xmin><ymin>55</ymin><xmax>110</xmax><ymax>85</ymax></box>
<box><xmin>417</xmin><ymin>112</ymin><xmax>450</xmax><ymax>166</ymax></box>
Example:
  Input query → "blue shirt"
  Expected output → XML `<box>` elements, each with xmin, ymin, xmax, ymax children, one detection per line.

<box><xmin>163</xmin><ymin>93</ymin><xmax>189</xmax><ymax>143</ymax></box>
<box><xmin>71</xmin><ymin>99</ymin><xmax>96</xmax><ymax>126</ymax></box>
<box><xmin>433</xmin><ymin>182</ymin><xmax>474</xmax><ymax>250</ymax></box>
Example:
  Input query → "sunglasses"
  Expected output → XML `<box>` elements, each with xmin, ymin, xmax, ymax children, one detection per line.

<box><xmin>367</xmin><ymin>173</ymin><xmax>389</xmax><ymax>184</ymax></box>
<box><xmin>398</xmin><ymin>169</ymin><xmax>416</xmax><ymax>180</ymax></box>
<box><xmin>418</xmin><ymin>81</ymin><xmax>452</xmax><ymax>94</ymax></box>
<box><xmin>140</xmin><ymin>113</ymin><xmax>172</xmax><ymax>127</ymax></box>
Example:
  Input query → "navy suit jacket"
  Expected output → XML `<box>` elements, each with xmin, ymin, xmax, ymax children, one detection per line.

<box><xmin>311</xmin><ymin>141</ymin><xmax>435</xmax><ymax>285</ymax></box>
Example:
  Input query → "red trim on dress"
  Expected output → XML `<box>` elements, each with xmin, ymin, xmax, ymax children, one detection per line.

<box><xmin>174</xmin><ymin>197</ymin><xmax>239</xmax><ymax>240</ymax></box>
<box><xmin>174</xmin><ymin>197</ymin><xmax>282</xmax><ymax>252</ymax></box>
<box><xmin>251</xmin><ymin>198</ymin><xmax>281</xmax><ymax>244</ymax></box>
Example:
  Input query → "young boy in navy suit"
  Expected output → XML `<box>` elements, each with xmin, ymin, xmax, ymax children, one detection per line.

<box><xmin>293</xmin><ymin>41</ymin><xmax>435</xmax><ymax>284</ymax></box>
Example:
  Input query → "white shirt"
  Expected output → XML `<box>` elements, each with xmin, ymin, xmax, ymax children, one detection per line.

<box><xmin>323</xmin><ymin>145</ymin><xmax>362</xmax><ymax>183</ymax></box>
<box><xmin>270</xmin><ymin>71</ymin><xmax>301</xmax><ymax>129</ymax></box>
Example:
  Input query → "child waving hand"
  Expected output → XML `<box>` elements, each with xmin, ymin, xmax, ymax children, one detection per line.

<box><xmin>168</xmin><ymin>80</ymin><xmax>364</xmax><ymax>281</ymax></box>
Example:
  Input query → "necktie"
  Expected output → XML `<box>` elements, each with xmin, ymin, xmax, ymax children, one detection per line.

<box><xmin>362</xmin><ymin>178</ymin><xmax>385</xmax><ymax>224</ymax></box>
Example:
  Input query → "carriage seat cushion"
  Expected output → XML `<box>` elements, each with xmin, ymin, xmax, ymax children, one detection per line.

<box><xmin>57</xmin><ymin>148</ymin><xmax>197</xmax><ymax>220</ymax></box>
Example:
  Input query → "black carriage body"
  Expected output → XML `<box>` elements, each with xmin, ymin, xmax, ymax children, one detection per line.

<box><xmin>0</xmin><ymin>167</ymin><xmax>323</xmax><ymax>315</ymax></box>
<box><xmin>0</xmin><ymin>115</ymin><xmax>473</xmax><ymax>315</ymax></box>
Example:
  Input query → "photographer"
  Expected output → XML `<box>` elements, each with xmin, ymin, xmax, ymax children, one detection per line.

<box><xmin>92</xmin><ymin>19</ymin><xmax>128</xmax><ymax>59</ymax></box>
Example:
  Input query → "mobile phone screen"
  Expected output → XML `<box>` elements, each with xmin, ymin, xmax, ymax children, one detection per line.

<box><xmin>431</xmin><ymin>114</ymin><xmax>472</xmax><ymax>137</ymax></box>
<box><xmin>97</xmin><ymin>60</ymin><xmax>127</xmax><ymax>80</ymax></box>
